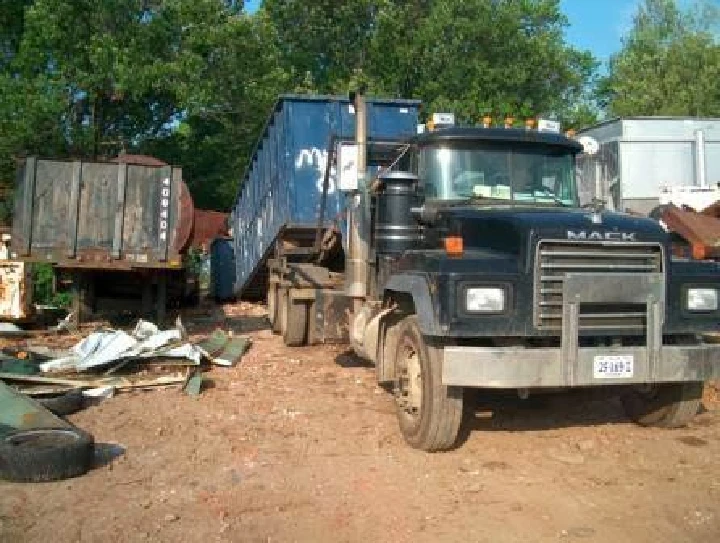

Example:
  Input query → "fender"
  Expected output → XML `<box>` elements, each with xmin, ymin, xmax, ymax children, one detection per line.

<box><xmin>383</xmin><ymin>274</ymin><xmax>441</xmax><ymax>335</ymax></box>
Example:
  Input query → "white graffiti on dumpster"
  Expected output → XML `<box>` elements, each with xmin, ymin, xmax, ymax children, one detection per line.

<box><xmin>295</xmin><ymin>148</ymin><xmax>336</xmax><ymax>194</ymax></box>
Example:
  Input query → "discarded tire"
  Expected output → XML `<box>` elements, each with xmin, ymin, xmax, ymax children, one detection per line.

<box><xmin>0</xmin><ymin>427</ymin><xmax>95</xmax><ymax>482</ymax></box>
<box><xmin>36</xmin><ymin>389</ymin><xmax>85</xmax><ymax>417</ymax></box>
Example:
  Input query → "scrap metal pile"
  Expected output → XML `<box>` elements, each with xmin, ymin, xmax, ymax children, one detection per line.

<box><xmin>0</xmin><ymin>318</ymin><xmax>251</xmax><ymax>483</ymax></box>
<box><xmin>1</xmin><ymin>317</ymin><xmax>250</xmax><ymax>397</ymax></box>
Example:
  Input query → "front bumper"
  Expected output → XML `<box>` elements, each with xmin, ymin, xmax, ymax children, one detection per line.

<box><xmin>442</xmin><ymin>343</ymin><xmax>720</xmax><ymax>388</ymax></box>
<box><xmin>443</xmin><ymin>272</ymin><xmax>720</xmax><ymax>387</ymax></box>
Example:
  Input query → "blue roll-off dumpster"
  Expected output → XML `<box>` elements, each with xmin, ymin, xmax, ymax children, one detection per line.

<box><xmin>231</xmin><ymin>94</ymin><xmax>420</xmax><ymax>298</ymax></box>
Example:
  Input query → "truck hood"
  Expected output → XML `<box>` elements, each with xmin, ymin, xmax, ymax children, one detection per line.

<box><xmin>438</xmin><ymin>206</ymin><xmax>669</xmax><ymax>254</ymax></box>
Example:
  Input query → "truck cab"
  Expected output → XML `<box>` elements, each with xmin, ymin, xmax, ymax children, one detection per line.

<box><xmin>359</xmin><ymin>122</ymin><xmax>720</xmax><ymax>451</ymax></box>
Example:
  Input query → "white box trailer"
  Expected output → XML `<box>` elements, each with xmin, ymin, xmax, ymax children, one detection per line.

<box><xmin>576</xmin><ymin>117</ymin><xmax>720</xmax><ymax>215</ymax></box>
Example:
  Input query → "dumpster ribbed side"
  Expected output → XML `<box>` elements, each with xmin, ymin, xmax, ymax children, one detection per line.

<box><xmin>231</xmin><ymin>95</ymin><xmax>420</xmax><ymax>299</ymax></box>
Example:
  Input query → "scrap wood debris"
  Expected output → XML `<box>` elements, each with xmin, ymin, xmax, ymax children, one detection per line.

<box><xmin>0</xmin><ymin>317</ymin><xmax>252</xmax><ymax>401</ymax></box>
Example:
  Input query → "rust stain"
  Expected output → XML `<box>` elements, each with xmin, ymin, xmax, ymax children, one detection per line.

<box><xmin>174</xmin><ymin>180</ymin><xmax>195</xmax><ymax>254</ymax></box>
<box><xmin>701</xmin><ymin>200</ymin><xmax>720</xmax><ymax>219</ymax></box>
<box><xmin>21</xmin><ymin>412</ymin><xmax>39</xmax><ymax>427</ymax></box>
<box><xmin>190</xmin><ymin>209</ymin><xmax>229</xmax><ymax>253</ymax></box>
<box><xmin>661</xmin><ymin>204</ymin><xmax>720</xmax><ymax>260</ymax></box>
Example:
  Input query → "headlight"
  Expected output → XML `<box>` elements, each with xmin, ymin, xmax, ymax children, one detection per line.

<box><xmin>466</xmin><ymin>287</ymin><xmax>505</xmax><ymax>312</ymax></box>
<box><xmin>687</xmin><ymin>288</ymin><xmax>718</xmax><ymax>311</ymax></box>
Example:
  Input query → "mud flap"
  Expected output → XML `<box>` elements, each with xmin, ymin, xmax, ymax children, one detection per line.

<box><xmin>308</xmin><ymin>289</ymin><xmax>352</xmax><ymax>344</ymax></box>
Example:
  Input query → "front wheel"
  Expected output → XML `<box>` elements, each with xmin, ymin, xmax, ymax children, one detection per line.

<box><xmin>393</xmin><ymin>315</ymin><xmax>463</xmax><ymax>451</ymax></box>
<box><xmin>621</xmin><ymin>382</ymin><xmax>704</xmax><ymax>428</ymax></box>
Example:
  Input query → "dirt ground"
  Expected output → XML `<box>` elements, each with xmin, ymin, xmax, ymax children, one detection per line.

<box><xmin>1</xmin><ymin>301</ymin><xmax>719</xmax><ymax>543</ymax></box>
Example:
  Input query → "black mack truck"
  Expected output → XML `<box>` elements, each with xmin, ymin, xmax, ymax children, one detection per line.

<box><xmin>257</xmin><ymin>95</ymin><xmax>720</xmax><ymax>452</ymax></box>
<box><xmin>348</xmin><ymin>114</ymin><xmax>720</xmax><ymax>451</ymax></box>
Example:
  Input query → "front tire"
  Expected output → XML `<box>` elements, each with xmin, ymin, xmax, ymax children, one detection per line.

<box><xmin>621</xmin><ymin>382</ymin><xmax>704</xmax><ymax>428</ymax></box>
<box><xmin>393</xmin><ymin>315</ymin><xmax>463</xmax><ymax>451</ymax></box>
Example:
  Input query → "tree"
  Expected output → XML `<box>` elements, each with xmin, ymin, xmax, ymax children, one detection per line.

<box><xmin>9</xmin><ymin>0</ymin><xmax>222</xmax><ymax>159</ymax></box>
<box><xmin>0</xmin><ymin>0</ymin><xmax>286</xmax><ymax>212</ymax></box>
<box><xmin>0</xmin><ymin>0</ymin><xmax>68</xmax><ymax>222</ymax></box>
<box><xmin>264</xmin><ymin>0</ymin><xmax>597</xmax><ymax>126</ymax></box>
<box><xmin>142</xmin><ymin>10</ymin><xmax>288</xmax><ymax>210</ymax></box>
<box><xmin>262</xmin><ymin>0</ymin><xmax>382</xmax><ymax>93</ymax></box>
<box><xmin>602</xmin><ymin>0</ymin><xmax>720</xmax><ymax>117</ymax></box>
<box><xmin>370</xmin><ymin>0</ymin><xmax>596</xmax><ymax>126</ymax></box>
<box><xmin>0</xmin><ymin>0</ymin><xmax>33</xmax><ymax>68</ymax></box>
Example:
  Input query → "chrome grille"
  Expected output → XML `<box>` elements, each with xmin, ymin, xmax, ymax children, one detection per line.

<box><xmin>534</xmin><ymin>241</ymin><xmax>664</xmax><ymax>331</ymax></box>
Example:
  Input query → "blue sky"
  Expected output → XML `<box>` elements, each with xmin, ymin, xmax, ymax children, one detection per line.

<box><xmin>245</xmin><ymin>0</ymin><xmax>262</xmax><ymax>13</ymax></box>
<box><xmin>560</xmin><ymin>0</ymin><xmax>641</xmax><ymax>61</ymax></box>
<box><xmin>243</xmin><ymin>0</ymin><xmax>646</xmax><ymax>62</ymax></box>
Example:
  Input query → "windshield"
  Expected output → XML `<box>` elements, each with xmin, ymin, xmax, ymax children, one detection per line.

<box><xmin>418</xmin><ymin>143</ymin><xmax>577</xmax><ymax>205</ymax></box>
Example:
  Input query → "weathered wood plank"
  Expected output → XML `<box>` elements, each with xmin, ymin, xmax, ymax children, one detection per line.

<box><xmin>13</xmin><ymin>158</ymin><xmax>188</xmax><ymax>268</ymax></box>
<box><xmin>169</xmin><ymin>166</ymin><xmax>183</xmax><ymax>256</ymax></box>
<box><xmin>19</xmin><ymin>157</ymin><xmax>36</xmax><ymax>256</ymax></box>
<box><xmin>66</xmin><ymin>160</ymin><xmax>82</xmax><ymax>258</ymax></box>
<box><xmin>76</xmin><ymin>162</ymin><xmax>117</xmax><ymax>252</ymax></box>
<box><xmin>32</xmin><ymin>160</ymin><xmax>73</xmax><ymax>256</ymax></box>
<box><xmin>0</xmin><ymin>372</ymin><xmax>186</xmax><ymax>389</ymax></box>
<box><xmin>112</xmin><ymin>162</ymin><xmax>128</xmax><ymax>259</ymax></box>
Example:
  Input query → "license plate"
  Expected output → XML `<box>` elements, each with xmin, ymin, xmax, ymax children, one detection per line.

<box><xmin>593</xmin><ymin>355</ymin><xmax>634</xmax><ymax>379</ymax></box>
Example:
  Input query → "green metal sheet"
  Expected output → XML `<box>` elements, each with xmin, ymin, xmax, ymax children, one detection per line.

<box><xmin>197</xmin><ymin>329</ymin><xmax>229</xmax><ymax>355</ymax></box>
<box><xmin>0</xmin><ymin>381</ymin><xmax>69</xmax><ymax>438</ymax></box>
<box><xmin>213</xmin><ymin>336</ymin><xmax>251</xmax><ymax>367</ymax></box>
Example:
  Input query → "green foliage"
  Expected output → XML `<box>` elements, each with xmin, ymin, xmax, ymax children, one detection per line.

<box><xmin>262</xmin><ymin>0</ymin><xmax>381</xmax><ymax>94</ymax></box>
<box><xmin>141</xmin><ymin>9</ymin><xmax>287</xmax><ymax>210</ymax></box>
<box><xmin>264</xmin><ymin>0</ymin><xmax>598</xmax><ymax>127</ymax></box>
<box><xmin>31</xmin><ymin>263</ymin><xmax>70</xmax><ymax>307</ymax></box>
<box><xmin>602</xmin><ymin>0</ymin><xmax>720</xmax><ymax>117</ymax></box>
<box><xmin>0</xmin><ymin>0</ymin><xmax>285</xmax><ymax>211</ymax></box>
<box><xmin>185</xmin><ymin>246</ymin><xmax>210</xmax><ymax>288</ymax></box>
